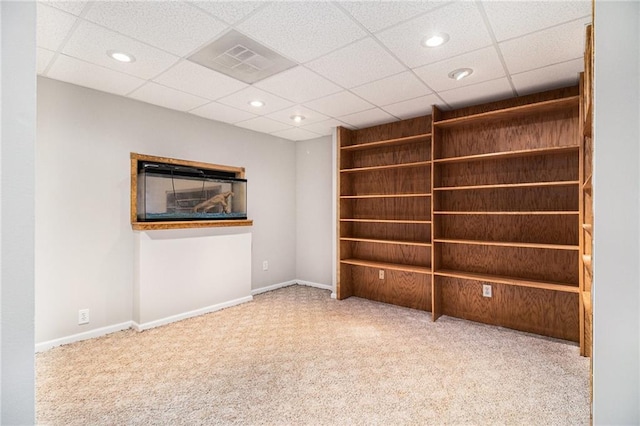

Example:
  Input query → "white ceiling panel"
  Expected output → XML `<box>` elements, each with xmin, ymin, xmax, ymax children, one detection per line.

<box><xmin>237</xmin><ymin>2</ymin><xmax>367</xmax><ymax>63</ymax></box>
<box><xmin>482</xmin><ymin>0</ymin><xmax>591</xmax><ymax>42</ymax></box>
<box><xmin>37</xmin><ymin>3</ymin><xmax>78</xmax><ymax>51</ymax></box>
<box><xmin>254</xmin><ymin>66</ymin><xmax>342</xmax><ymax>104</ymax></box>
<box><xmin>265</xmin><ymin>106</ymin><xmax>330</xmax><ymax>127</ymax></box>
<box><xmin>129</xmin><ymin>82</ymin><xmax>209</xmax><ymax>112</ymax></box>
<box><xmin>37</xmin><ymin>48</ymin><xmax>56</xmax><ymax>74</ymax></box>
<box><xmin>62</xmin><ymin>21</ymin><xmax>180</xmax><ymax>80</ymax></box>
<box><xmin>338</xmin><ymin>108</ymin><xmax>397</xmax><ymax>129</ymax></box>
<box><xmin>153</xmin><ymin>61</ymin><xmax>248</xmax><ymax>101</ymax></box>
<box><xmin>376</xmin><ymin>2</ymin><xmax>493</xmax><ymax>69</ymax></box>
<box><xmin>83</xmin><ymin>1</ymin><xmax>228</xmax><ymax>57</ymax></box>
<box><xmin>414</xmin><ymin>46</ymin><xmax>506</xmax><ymax>92</ymax></box>
<box><xmin>188</xmin><ymin>1</ymin><xmax>264</xmax><ymax>26</ymax></box>
<box><xmin>500</xmin><ymin>18</ymin><xmax>589</xmax><ymax>74</ymax></box>
<box><xmin>382</xmin><ymin>94</ymin><xmax>443</xmax><ymax>119</ymax></box>
<box><xmin>301</xmin><ymin>119</ymin><xmax>353</xmax><ymax>136</ymax></box>
<box><xmin>41</xmin><ymin>0</ymin><xmax>88</xmax><ymax>16</ymax></box>
<box><xmin>271</xmin><ymin>128</ymin><xmax>323</xmax><ymax>142</ymax></box>
<box><xmin>217</xmin><ymin>86</ymin><xmax>294</xmax><ymax>115</ymax></box>
<box><xmin>307</xmin><ymin>37</ymin><xmax>406</xmax><ymax>89</ymax></box>
<box><xmin>438</xmin><ymin>77</ymin><xmax>514</xmax><ymax>109</ymax></box>
<box><xmin>47</xmin><ymin>54</ymin><xmax>145</xmax><ymax>96</ymax></box>
<box><xmin>337</xmin><ymin>0</ymin><xmax>447</xmax><ymax>33</ymax></box>
<box><xmin>304</xmin><ymin>91</ymin><xmax>374</xmax><ymax>117</ymax></box>
<box><xmin>511</xmin><ymin>58</ymin><xmax>583</xmax><ymax>96</ymax></box>
<box><xmin>351</xmin><ymin>72</ymin><xmax>432</xmax><ymax>106</ymax></box>
<box><xmin>235</xmin><ymin>117</ymin><xmax>292</xmax><ymax>134</ymax></box>
<box><xmin>189</xmin><ymin>102</ymin><xmax>257</xmax><ymax>124</ymax></box>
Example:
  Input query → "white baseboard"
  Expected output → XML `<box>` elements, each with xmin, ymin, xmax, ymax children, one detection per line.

<box><xmin>35</xmin><ymin>321</ymin><xmax>134</xmax><ymax>353</ymax></box>
<box><xmin>251</xmin><ymin>280</ymin><xmax>297</xmax><ymax>295</ymax></box>
<box><xmin>295</xmin><ymin>280</ymin><xmax>333</xmax><ymax>292</ymax></box>
<box><xmin>331</xmin><ymin>292</ymin><xmax>337</xmax><ymax>299</ymax></box>
<box><xmin>131</xmin><ymin>295</ymin><xmax>254</xmax><ymax>332</ymax></box>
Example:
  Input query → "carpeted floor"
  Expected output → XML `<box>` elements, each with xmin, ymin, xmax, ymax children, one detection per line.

<box><xmin>36</xmin><ymin>285</ymin><xmax>590</xmax><ymax>425</ymax></box>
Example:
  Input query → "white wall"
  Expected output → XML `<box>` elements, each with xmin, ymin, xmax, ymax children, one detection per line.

<box><xmin>295</xmin><ymin>136</ymin><xmax>333</xmax><ymax>287</ymax></box>
<box><xmin>0</xmin><ymin>1</ymin><xmax>36</xmax><ymax>423</ymax></box>
<box><xmin>592</xmin><ymin>1</ymin><xmax>640</xmax><ymax>424</ymax></box>
<box><xmin>36</xmin><ymin>77</ymin><xmax>297</xmax><ymax>344</ymax></box>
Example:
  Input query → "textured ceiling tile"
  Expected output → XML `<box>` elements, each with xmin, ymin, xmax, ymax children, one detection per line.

<box><xmin>381</xmin><ymin>93</ymin><xmax>443</xmax><ymax>119</ymax></box>
<box><xmin>41</xmin><ymin>0</ymin><xmax>88</xmax><ymax>16</ymax></box>
<box><xmin>300</xmin><ymin>119</ymin><xmax>354</xmax><ymax>136</ymax></box>
<box><xmin>235</xmin><ymin>117</ymin><xmax>292</xmax><ymax>134</ymax></box>
<box><xmin>62</xmin><ymin>21</ymin><xmax>180</xmax><ymax>80</ymax></box>
<box><xmin>190</xmin><ymin>102</ymin><xmax>257</xmax><ymax>124</ymax></box>
<box><xmin>337</xmin><ymin>0</ymin><xmax>448</xmax><ymax>33</ymax></box>
<box><xmin>376</xmin><ymin>2</ymin><xmax>493</xmax><ymax>69</ymax></box>
<box><xmin>511</xmin><ymin>58</ymin><xmax>583</xmax><ymax>96</ymax></box>
<box><xmin>270</xmin><ymin>128</ymin><xmax>323</xmax><ymax>141</ymax></box>
<box><xmin>237</xmin><ymin>2</ymin><xmax>367</xmax><ymax>63</ymax></box>
<box><xmin>254</xmin><ymin>66</ymin><xmax>342</xmax><ymax>104</ymax></box>
<box><xmin>37</xmin><ymin>48</ymin><xmax>56</xmax><ymax>74</ymax></box>
<box><xmin>351</xmin><ymin>71</ymin><xmax>432</xmax><ymax>106</ymax></box>
<box><xmin>438</xmin><ymin>77</ymin><xmax>513</xmax><ymax>109</ymax></box>
<box><xmin>129</xmin><ymin>82</ymin><xmax>209</xmax><ymax>112</ymax></box>
<box><xmin>154</xmin><ymin>61</ymin><xmax>248</xmax><ymax>101</ymax></box>
<box><xmin>338</xmin><ymin>108</ymin><xmax>397</xmax><ymax>129</ymax></box>
<box><xmin>83</xmin><ymin>1</ymin><xmax>228</xmax><ymax>56</ymax></box>
<box><xmin>307</xmin><ymin>38</ymin><xmax>406</xmax><ymax>89</ymax></box>
<box><xmin>217</xmin><ymin>86</ymin><xmax>294</xmax><ymax>115</ymax></box>
<box><xmin>482</xmin><ymin>0</ymin><xmax>592</xmax><ymax>41</ymax></box>
<box><xmin>265</xmin><ymin>106</ymin><xmax>330</xmax><ymax>127</ymax></box>
<box><xmin>37</xmin><ymin>3</ymin><xmax>78</xmax><ymax>51</ymax></box>
<box><xmin>304</xmin><ymin>91</ymin><xmax>374</xmax><ymax>117</ymax></box>
<box><xmin>500</xmin><ymin>18</ymin><xmax>589</xmax><ymax>74</ymax></box>
<box><xmin>188</xmin><ymin>1</ymin><xmax>264</xmax><ymax>25</ymax></box>
<box><xmin>47</xmin><ymin>54</ymin><xmax>145</xmax><ymax>96</ymax></box>
<box><xmin>413</xmin><ymin>46</ymin><xmax>505</xmax><ymax>92</ymax></box>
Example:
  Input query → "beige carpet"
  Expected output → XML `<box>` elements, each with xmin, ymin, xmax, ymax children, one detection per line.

<box><xmin>37</xmin><ymin>285</ymin><xmax>590</xmax><ymax>425</ymax></box>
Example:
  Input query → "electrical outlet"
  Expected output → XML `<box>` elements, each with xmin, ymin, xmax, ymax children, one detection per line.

<box><xmin>262</xmin><ymin>261</ymin><xmax>269</xmax><ymax>271</ymax></box>
<box><xmin>379</xmin><ymin>270</ymin><xmax>385</xmax><ymax>280</ymax></box>
<box><xmin>78</xmin><ymin>309</ymin><xmax>90</xmax><ymax>325</ymax></box>
<box><xmin>482</xmin><ymin>284</ymin><xmax>492</xmax><ymax>298</ymax></box>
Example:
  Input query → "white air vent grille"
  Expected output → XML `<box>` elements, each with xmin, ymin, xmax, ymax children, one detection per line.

<box><xmin>188</xmin><ymin>30</ymin><xmax>295</xmax><ymax>84</ymax></box>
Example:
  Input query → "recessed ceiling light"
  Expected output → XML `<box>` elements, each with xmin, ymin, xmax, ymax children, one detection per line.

<box><xmin>422</xmin><ymin>33</ymin><xmax>449</xmax><ymax>48</ymax></box>
<box><xmin>290</xmin><ymin>115</ymin><xmax>306</xmax><ymax>123</ymax></box>
<box><xmin>249</xmin><ymin>100</ymin><xmax>265</xmax><ymax>108</ymax></box>
<box><xmin>448</xmin><ymin>68</ymin><xmax>473</xmax><ymax>81</ymax></box>
<box><xmin>107</xmin><ymin>50</ymin><xmax>135</xmax><ymax>63</ymax></box>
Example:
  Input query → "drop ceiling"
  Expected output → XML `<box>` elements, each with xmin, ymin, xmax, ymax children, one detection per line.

<box><xmin>37</xmin><ymin>1</ymin><xmax>592</xmax><ymax>141</ymax></box>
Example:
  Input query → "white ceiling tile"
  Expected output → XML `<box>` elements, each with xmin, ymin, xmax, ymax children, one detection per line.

<box><xmin>188</xmin><ymin>1</ymin><xmax>263</xmax><ymax>25</ymax></box>
<box><xmin>482</xmin><ymin>0</ymin><xmax>592</xmax><ymax>41</ymax></box>
<box><xmin>47</xmin><ymin>54</ymin><xmax>145</xmax><ymax>96</ymax></box>
<box><xmin>154</xmin><ymin>61</ymin><xmax>248</xmax><ymax>101</ymax></box>
<box><xmin>338</xmin><ymin>108</ymin><xmax>397</xmax><ymax>129</ymax></box>
<box><xmin>129</xmin><ymin>82</ymin><xmax>209</xmax><ymax>112</ymax></box>
<box><xmin>62</xmin><ymin>21</ymin><xmax>180</xmax><ymax>80</ymax></box>
<box><xmin>381</xmin><ymin>94</ymin><xmax>442</xmax><ymax>119</ymax></box>
<box><xmin>500</xmin><ymin>18</ymin><xmax>590</xmax><ymax>74</ymax></box>
<box><xmin>337</xmin><ymin>1</ymin><xmax>448</xmax><ymax>33</ymax></box>
<box><xmin>189</xmin><ymin>102</ymin><xmax>257</xmax><ymax>124</ymax></box>
<box><xmin>235</xmin><ymin>117</ymin><xmax>292</xmax><ymax>134</ymax></box>
<box><xmin>512</xmin><ymin>58</ymin><xmax>583</xmax><ymax>96</ymax></box>
<box><xmin>217</xmin><ymin>86</ymin><xmax>294</xmax><ymax>115</ymax></box>
<box><xmin>265</xmin><ymin>106</ymin><xmax>330</xmax><ymax>127</ymax></box>
<box><xmin>300</xmin><ymin>119</ymin><xmax>354</xmax><ymax>136</ymax></box>
<box><xmin>307</xmin><ymin>37</ymin><xmax>406</xmax><ymax>89</ymax></box>
<box><xmin>376</xmin><ymin>2</ymin><xmax>493</xmax><ymax>69</ymax></box>
<box><xmin>304</xmin><ymin>91</ymin><xmax>374</xmax><ymax>117</ymax></box>
<box><xmin>83</xmin><ymin>1</ymin><xmax>228</xmax><ymax>56</ymax></box>
<box><xmin>438</xmin><ymin>77</ymin><xmax>514</xmax><ymax>109</ymax></box>
<box><xmin>237</xmin><ymin>2</ymin><xmax>367</xmax><ymax>63</ymax></box>
<box><xmin>413</xmin><ymin>46</ymin><xmax>505</xmax><ymax>92</ymax></box>
<box><xmin>37</xmin><ymin>48</ymin><xmax>56</xmax><ymax>74</ymax></box>
<box><xmin>271</xmin><ymin>128</ymin><xmax>323</xmax><ymax>141</ymax></box>
<box><xmin>254</xmin><ymin>66</ymin><xmax>342</xmax><ymax>104</ymax></box>
<box><xmin>40</xmin><ymin>0</ymin><xmax>88</xmax><ymax>16</ymax></box>
<box><xmin>37</xmin><ymin>3</ymin><xmax>78</xmax><ymax>51</ymax></box>
<box><xmin>351</xmin><ymin>71</ymin><xmax>432</xmax><ymax>106</ymax></box>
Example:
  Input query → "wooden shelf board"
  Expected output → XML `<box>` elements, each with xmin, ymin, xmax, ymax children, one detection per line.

<box><xmin>434</xmin><ymin>238</ymin><xmax>579</xmax><ymax>251</ymax></box>
<box><xmin>340</xmin><ymin>160</ymin><xmax>431</xmax><ymax>173</ymax></box>
<box><xmin>433</xmin><ymin>96</ymin><xmax>580</xmax><ymax>128</ymax></box>
<box><xmin>582</xmin><ymin>223</ymin><xmax>593</xmax><ymax>233</ymax></box>
<box><xmin>433</xmin><ymin>145</ymin><xmax>579</xmax><ymax>164</ymax></box>
<box><xmin>341</xmin><ymin>258</ymin><xmax>432</xmax><ymax>274</ymax></box>
<box><xmin>433</xmin><ymin>211</ymin><xmax>580</xmax><ymax>216</ymax></box>
<box><xmin>583</xmin><ymin>174</ymin><xmax>592</xmax><ymax>191</ymax></box>
<box><xmin>340</xmin><ymin>218</ymin><xmax>432</xmax><ymax>224</ymax></box>
<box><xmin>132</xmin><ymin>219</ymin><xmax>253</xmax><ymax>231</ymax></box>
<box><xmin>340</xmin><ymin>133</ymin><xmax>431</xmax><ymax>151</ymax></box>
<box><xmin>434</xmin><ymin>269</ymin><xmax>579</xmax><ymax>293</ymax></box>
<box><xmin>433</xmin><ymin>181</ymin><xmax>580</xmax><ymax>191</ymax></box>
<box><xmin>341</xmin><ymin>237</ymin><xmax>432</xmax><ymax>247</ymax></box>
<box><xmin>341</xmin><ymin>193</ymin><xmax>431</xmax><ymax>199</ymax></box>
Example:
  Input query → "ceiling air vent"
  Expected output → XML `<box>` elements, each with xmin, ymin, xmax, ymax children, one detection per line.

<box><xmin>188</xmin><ymin>29</ymin><xmax>296</xmax><ymax>84</ymax></box>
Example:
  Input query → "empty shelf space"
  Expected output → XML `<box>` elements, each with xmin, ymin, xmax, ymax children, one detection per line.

<box><xmin>433</xmin><ymin>238</ymin><xmax>579</xmax><ymax>251</ymax></box>
<box><xmin>340</xmin><ymin>161</ymin><xmax>431</xmax><ymax>173</ymax></box>
<box><xmin>432</xmin><ymin>146</ymin><xmax>579</xmax><ymax>164</ymax></box>
<box><xmin>340</xmin><ymin>133</ymin><xmax>431</xmax><ymax>151</ymax></box>
<box><xmin>434</xmin><ymin>211</ymin><xmax>580</xmax><ymax>216</ymax></box>
<box><xmin>341</xmin><ymin>258</ymin><xmax>431</xmax><ymax>274</ymax></box>
<box><xmin>340</xmin><ymin>193</ymin><xmax>431</xmax><ymax>199</ymax></box>
<box><xmin>433</xmin><ymin>181</ymin><xmax>580</xmax><ymax>191</ymax></box>
<box><xmin>341</xmin><ymin>237</ymin><xmax>431</xmax><ymax>247</ymax></box>
<box><xmin>435</xmin><ymin>269</ymin><xmax>579</xmax><ymax>293</ymax></box>
<box><xmin>341</xmin><ymin>218</ymin><xmax>432</xmax><ymax>224</ymax></box>
<box><xmin>433</xmin><ymin>96</ymin><xmax>580</xmax><ymax>128</ymax></box>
